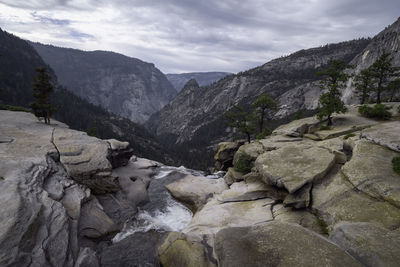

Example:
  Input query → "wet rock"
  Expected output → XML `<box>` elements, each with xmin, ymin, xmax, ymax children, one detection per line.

<box><xmin>331</xmin><ymin>222</ymin><xmax>400</xmax><ymax>267</ymax></box>
<box><xmin>215</xmin><ymin>222</ymin><xmax>363</xmax><ymax>267</ymax></box>
<box><xmin>79</xmin><ymin>197</ymin><xmax>118</xmax><ymax>239</ymax></box>
<box><xmin>166</xmin><ymin>175</ymin><xmax>228</xmax><ymax>212</ymax></box>
<box><xmin>255</xmin><ymin>144</ymin><xmax>336</xmax><ymax>193</ymax></box>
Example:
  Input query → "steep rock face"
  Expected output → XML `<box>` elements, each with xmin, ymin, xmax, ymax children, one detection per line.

<box><xmin>0</xmin><ymin>29</ymin><xmax>171</xmax><ymax>163</ymax></box>
<box><xmin>166</xmin><ymin>72</ymin><xmax>232</xmax><ymax>92</ymax></box>
<box><xmin>30</xmin><ymin>42</ymin><xmax>176</xmax><ymax>124</ymax></box>
<box><xmin>147</xmin><ymin>39</ymin><xmax>370</xmax><ymax>146</ymax></box>
<box><xmin>344</xmin><ymin>17</ymin><xmax>400</xmax><ymax>103</ymax></box>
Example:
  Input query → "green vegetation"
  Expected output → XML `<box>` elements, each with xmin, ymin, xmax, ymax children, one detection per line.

<box><xmin>353</xmin><ymin>69</ymin><xmax>373</xmax><ymax>104</ymax></box>
<box><xmin>234</xmin><ymin>153</ymin><xmax>253</xmax><ymax>174</ymax></box>
<box><xmin>30</xmin><ymin>67</ymin><xmax>54</xmax><ymax>124</ymax></box>
<box><xmin>343</xmin><ymin>133</ymin><xmax>356</xmax><ymax>140</ymax></box>
<box><xmin>252</xmin><ymin>93</ymin><xmax>278</xmax><ymax>133</ymax></box>
<box><xmin>316</xmin><ymin>216</ymin><xmax>329</xmax><ymax>235</ymax></box>
<box><xmin>0</xmin><ymin>104</ymin><xmax>31</xmax><ymax>112</ymax></box>
<box><xmin>358</xmin><ymin>104</ymin><xmax>392</xmax><ymax>120</ymax></box>
<box><xmin>388</xmin><ymin>78</ymin><xmax>400</xmax><ymax>102</ymax></box>
<box><xmin>319</xmin><ymin>125</ymin><xmax>332</xmax><ymax>131</ymax></box>
<box><xmin>368</xmin><ymin>53</ymin><xmax>399</xmax><ymax>104</ymax></box>
<box><xmin>226</xmin><ymin>105</ymin><xmax>256</xmax><ymax>143</ymax></box>
<box><xmin>317</xmin><ymin>59</ymin><xmax>350</xmax><ymax>126</ymax></box>
<box><xmin>393</xmin><ymin>157</ymin><xmax>400</xmax><ymax>175</ymax></box>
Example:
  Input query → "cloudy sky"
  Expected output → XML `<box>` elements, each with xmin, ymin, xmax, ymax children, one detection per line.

<box><xmin>0</xmin><ymin>0</ymin><xmax>399</xmax><ymax>73</ymax></box>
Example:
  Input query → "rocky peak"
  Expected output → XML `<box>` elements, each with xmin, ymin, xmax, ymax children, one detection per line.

<box><xmin>183</xmin><ymin>78</ymin><xmax>200</xmax><ymax>91</ymax></box>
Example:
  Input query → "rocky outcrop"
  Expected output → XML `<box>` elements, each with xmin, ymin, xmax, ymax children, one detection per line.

<box><xmin>159</xmin><ymin>109</ymin><xmax>400</xmax><ymax>267</ymax></box>
<box><xmin>214</xmin><ymin>222</ymin><xmax>362</xmax><ymax>267</ymax></box>
<box><xmin>30</xmin><ymin>42</ymin><xmax>176</xmax><ymax>124</ymax></box>
<box><xmin>0</xmin><ymin>110</ymin><xmax>143</xmax><ymax>266</ymax></box>
<box><xmin>331</xmin><ymin>222</ymin><xmax>400</xmax><ymax>267</ymax></box>
<box><xmin>166</xmin><ymin>175</ymin><xmax>228</xmax><ymax>212</ymax></box>
<box><xmin>214</xmin><ymin>141</ymin><xmax>243</xmax><ymax>171</ymax></box>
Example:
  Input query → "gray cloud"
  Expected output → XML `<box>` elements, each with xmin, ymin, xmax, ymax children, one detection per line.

<box><xmin>0</xmin><ymin>0</ymin><xmax>399</xmax><ymax>73</ymax></box>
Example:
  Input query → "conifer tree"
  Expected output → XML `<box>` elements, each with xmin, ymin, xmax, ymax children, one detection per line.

<box><xmin>226</xmin><ymin>105</ymin><xmax>256</xmax><ymax>143</ymax></box>
<box><xmin>316</xmin><ymin>59</ymin><xmax>350</xmax><ymax>126</ymax></box>
<box><xmin>369</xmin><ymin>53</ymin><xmax>399</xmax><ymax>103</ymax></box>
<box><xmin>30</xmin><ymin>67</ymin><xmax>54</xmax><ymax>124</ymax></box>
<box><xmin>353</xmin><ymin>69</ymin><xmax>373</xmax><ymax>104</ymax></box>
<box><xmin>388</xmin><ymin>78</ymin><xmax>400</xmax><ymax>102</ymax></box>
<box><xmin>251</xmin><ymin>93</ymin><xmax>278</xmax><ymax>134</ymax></box>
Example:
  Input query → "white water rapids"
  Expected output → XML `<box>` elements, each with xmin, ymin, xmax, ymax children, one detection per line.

<box><xmin>112</xmin><ymin>165</ymin><xmax>224</xmax><ymax>243</ymax></box>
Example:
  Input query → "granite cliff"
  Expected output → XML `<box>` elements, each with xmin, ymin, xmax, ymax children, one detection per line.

<box><xmin>30</xmin><ymin>42</ymin><xmax>176</xmax><ymax>124</ymax></box>
<box><xmin>166</xmin><ymin>72</ymin><xmax>232</xmax><ymax>92</ymax></box>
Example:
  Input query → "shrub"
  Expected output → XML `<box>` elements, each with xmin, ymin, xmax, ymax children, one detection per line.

<box><xmin>393</xmin><ymin>157</ymin><xmax>400</xmax><ymax>175</ymax></box>
<box><xmin>319</xmin><ymin>125</ymin><xmax>332</xmax><ymax>131</ymax></box>
<box><xmin>0</xmin><ymin>104</ymin><xmax>31</xmax><ymax>112</ymax></box>
<box><xmin>256</xmin><ymin>133</ymin><xmax>266</xmax><ymax>140</ymax></box>
<box><xmin>234</xmin><ymin>153</ymin><xmax>253</xmax><ymax>174</ymax></box>
<box><xmin>358</xmin><ymin>104</ymin><xmax>392</xmax><ymax>120</ymax></box>
<box><xmin>343</xmin><ymin>133</ymin><xmax>356</xmax><ymax>140</ymax></box>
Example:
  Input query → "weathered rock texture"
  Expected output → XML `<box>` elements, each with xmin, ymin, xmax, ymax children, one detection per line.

<box><xmin>0</xmin><ymin>110</ymin><xmax>137</xmax><ymax>266</ymax></box>
<box><xmin>30</xmin><ymin>42</ymin><xmax>176</xmax><ymax>124</ymax></box>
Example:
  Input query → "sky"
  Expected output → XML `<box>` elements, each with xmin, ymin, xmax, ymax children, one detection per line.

<box><xmin>0</xmin><ymin>0</ymin><xmax>399</xmax><ymax>74</ymax></box>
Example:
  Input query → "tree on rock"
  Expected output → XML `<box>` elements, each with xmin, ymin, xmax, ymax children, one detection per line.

<box><xmin>251</xmin><ymin>93</ymin><xmax>278</xmax><ymax>136</ymax></box>
<box><xmin>30</xmin><ymin>67</ymin><xmax>54</xmax><ymax>124</ymax></box>
<box><xmin>353</xmin><ymin>69</ymin><xmax>373</xmax><ymax>104</ymax></box>
<box><xmin>226</xmin><ymin>105</ymin><xmax>256</xmax><ymax>143</ymax></box>
<box><xmin>317</xmin><ymin>59</ymin><xmax>350</xmax><ymax>126</ymax></box>
<box><xmin>369</xmin><ymin>53</ymin><xmax>399</xmax><ymax>104</ymax></box>
<box><xmin>388</xmin><ymin>78</ymin><xmax>400</xmax><ymax>102</ymax></box>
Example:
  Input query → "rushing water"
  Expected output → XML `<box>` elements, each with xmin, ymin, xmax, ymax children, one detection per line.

<box><xmin>112</xmin><ymin>165</ymin><xmax>224</xmax><ymax>243</ymax></box>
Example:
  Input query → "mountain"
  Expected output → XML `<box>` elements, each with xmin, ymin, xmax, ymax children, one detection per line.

<box><xmin>166</xmin><ymin>72</ymin><xmax>232</xmax><ymax>92</ymax></box>
<box><xmin>30</xmin><ymin>42</ymin><xmax>176</xmax><ymax>124</ymax></box>
<box><xmin>146</xmin><ymin>38</ymin><xmax>371</xmax><ymax>169</ymax></box>
<box><xmin>343</xmin><ymin>17</ymin><xmax>400</xmax><ymax>103</ymax></box>
<box><xmin>0</xmin><ymin>28</ymin><xmax>171</xmax><ymax>163</ymax></box>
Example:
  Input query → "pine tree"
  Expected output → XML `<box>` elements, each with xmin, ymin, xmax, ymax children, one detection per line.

<box><xmin>316</xmin><ymin>59</ymin><xmax>350</xmax><ymax>126</ymax></box>
<box><xmin>226</xmin><ymin>105</ymin><xmax>256</xmax><ymax>143</ymax></box>
<box><xmin>353</xmin><ymin>69</ymin><xmax>373</xmax><ymax>104</ymax></box>
<box><xmin>30</xmin><ymin>67</ymin><xmax>54</xmax><ymax>124</ymax></box>
<box><xmin>369</xmin><ymin>53</ymin><xmax>399</xmax><ymax>104</ymax></box>
<box><xmin>388</xmin><ymin>78</ymin><xmax>400</xmax><ymax>102</ymax></box>
<box><xmin>251</xmin><ymin>93</ymin><xmax>278</xmax><ymax>134</ymax></box>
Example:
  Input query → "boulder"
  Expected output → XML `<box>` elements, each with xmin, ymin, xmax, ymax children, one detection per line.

<box><xmin>79</xmin><ymin>197</ymin><xmax>118</xmax><ymax>239</ymax></box>
<box><xmin>75</xmin><ymin>247</ymin><xmax>100</xmax><ymax>267</ymax></box>
<box><xmin>214</xmin><ymin>222</ymin><xmax>363</xmax><ymax>267</ymax></box>
<box><xmin>217</xmin><ymin>181</ymin><xmax>280</xmax><ymax>203</ymax></box>
<box><xmin>342</xmin><ymin>140</ymin><xmax>400</xmax><ymax>208</ymax></box>
<box><xmin>166</xmin><ymin>175</ymin><xmax>228</xmax><ymax>212</ymax></box>
<box><xmin>158</xmin><ymin>232</ymin><xmax>217</xmax><ymax>267</ymax></box>
<box><xmin>272</xmin><ymin>116</ymin><xmax>320</xmax><ymax>137</ymax></box>
<box><xmin>226</xmin><ymin>167</ymin><xmax>244</xmax><ymax>183</ymax></box>
<box><xmin>53</xmin><ymin>128</ymin><xmax>120</xmax><ymax>194</ymax></box>
<box><xmin>255</xmin><ymin>144</ymin><xmax>336</xmax><ymax>193</ymax></box>
<box><xmin>360</xmin><ymin>121</ymin><xmax>400</xmax><ymax>152</ymax></box>
<box><xmin>283</xmin><ymin>183</ymin><xmax>312</xmax><ymax>209</ymax></box>
<box><xmin>331</xmin><ymin>222</ymin><xmax>400</xmax><ymax>267</ymax></box>
<box><xmin>214</xmin><ymin>141</ymin><xmax>243</xmax><ymax>171</ymax></box>
<box><xmin>106</xmin><ymin>139</ymin><xmax>134</xmax><ymax>168</ymax></box>
<box><xmin>233</xmin><ymin>141</ymin><xmax>264</xmax><ymax>166</ymax></box>
<box><xmin>183</xmin><ymin>198</ymin><xmax>274</xmax><ymax>236</ymax></box>
<box><xmin>272</xmin><ymin>204</ymin><xmax>326</xmax><ymax>234</ymax></box>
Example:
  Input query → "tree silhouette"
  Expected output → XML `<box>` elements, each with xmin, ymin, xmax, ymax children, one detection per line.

<box><xmin>30</xmin><ymin>67</ymin><xmax>54</xmax><ymax>124</ymax></box>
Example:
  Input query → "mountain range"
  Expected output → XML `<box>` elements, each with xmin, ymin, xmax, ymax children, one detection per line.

<box><xmin>166</xmin><ymin>72</ymin><xmax>232</xmax><ymax>92</ymax></box>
